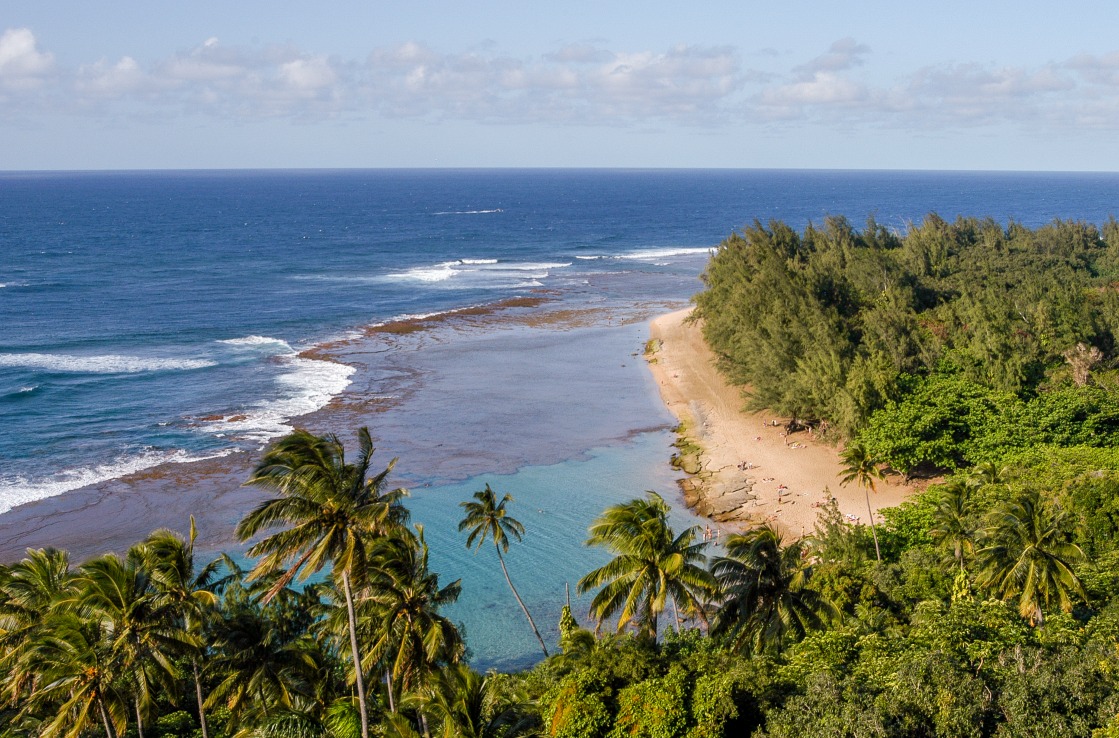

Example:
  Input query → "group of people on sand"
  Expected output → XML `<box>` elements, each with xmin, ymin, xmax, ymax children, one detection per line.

<box><xmin>703</xmin><ymin>524</ymin><xmax>721</xmax><ymax>546</ymax></box>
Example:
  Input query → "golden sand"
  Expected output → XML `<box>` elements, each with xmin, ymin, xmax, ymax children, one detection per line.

<box><xmin>646</xmin><ymin>307</ymin><xmax>913</xmax><ymax>538</ymax></box>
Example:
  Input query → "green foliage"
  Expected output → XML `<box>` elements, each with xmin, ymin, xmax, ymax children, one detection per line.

<box><xmin>542</xmin><ymin>671</ymin><xmax>613</xmax><ymax>738</ymax></box>
<box><xmin>687</xmin><ymin>663</ymin><xmax>768</xmax><ymax>738</ymax></box>
<box><xmin>859</xmin><ymin>373</ymin><xmax>1009</xmax><ymax>473</ymax></box>
<box><xmin>607</xmin><ymin>666</ymin><xmax>690</xmax><ymax>738</ymax></box>
<box><xmin>155</xmin><ymin>711</ymin><xmax>196</xmax><ymax>737</ymax></box>
<box><xmin>758</xmin><ymin>673</ymin><xmax>885</xmax><ymax>738</ymax></box>
<box><xmin>696</xmin><ymin>215</ymin><xmax>1119</xmax><ymax>475</ymax></box>
<box><xmin>877</xmin><ymin>495</ymin><xmax>937</xmax><ymax>558</ymax></box>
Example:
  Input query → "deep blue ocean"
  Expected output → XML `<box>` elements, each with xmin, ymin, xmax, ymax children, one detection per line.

<box><xmin>2</xmin><ymin>168</ymin><xmax>1117</xmax><ymax>668</ymax></box>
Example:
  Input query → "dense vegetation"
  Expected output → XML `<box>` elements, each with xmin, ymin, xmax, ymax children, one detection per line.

<box><xmin>6</xmin><ymin>425</ymin><xmax>1119</xmax><ymax>736</ymax></box>
<box><xmin>7</xmin><ymin>215</ymin><xmax>1119</xmax><ymax>736</ymax></box>
<box><xmin>694</xmin><ymin>215</ymin><xmax>1119</xmax><ymax>473</ymax></box>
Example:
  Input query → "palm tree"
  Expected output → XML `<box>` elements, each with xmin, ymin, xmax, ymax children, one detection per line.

<box><xmin>75</xmin><ymin>552</ymin><xmax>193</xmax><ymax>738</ymax></box>
<box><xmin>237</xmin><ymin>426</ymin><xmax>408</xmax><ymax>738</ymax></box>
<box><xmin>969</xmin><ymin>460</ymin><xmax>1010</xmax><ymax>488</ymax></box>
<box><xmin>928</xmin><ymin>480</ymin><xmax>977</xmax><ymax>571</ymax></box>
<box><xmin>0</xmin><ymin>548</ymin><xmax>74</xmax><ymax>705</ymax></box>
<box><xmin>577</xmin><ymin>492</ymin><xmax>718</xmax><ymax>640</ymax></box>
<box><xmin>838</xmin><ymin>443</ymin><xmax>886</xmax><ymax>561</ymax></box>
<box><xmin>458</xmin><ymin>484</ymin><xmax>549</xmax><ymax>658</ymax></box>
<box><xmin>709</xmin><ymin>524</ymin><xmax>834</xmax><ymax>654</ymax></box>
<box><xmin>363</xmin><ymin>527</ymin><xmax>464</xmax><ymax>714</ymax></box>
<box><xmin>20</xmin><ymin>612</ymin><xmax>129</xmax><ymax>738</ymax></box>
<box><xmin>135</xmin><ymin>519</ymin><xmax>221</xmax><ymax>738</ymax></box>
<box><xmin>975</xmin><ymin>488</ymin><xmax>1087</xmax><ymax>625</ymax></box>
<box><xmin>205</xmin><ymin>600</ymin><xmax>324</xmax><ymax>730</ymax></box>
<box><xmin>418</xmin><ymin>663</ymin><xmax>539</xmax><ymax>738</ymax></box>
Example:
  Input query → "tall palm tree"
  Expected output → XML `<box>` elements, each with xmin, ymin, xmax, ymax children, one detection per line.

<box><xmin>135</xmin><ymin>519</ymin><xmax>221</xmax><ymax>738</ymax></box>
<box><xmin>577</xmin><ymin>492</ymin><xmax>718</xmax><ymax>640</ymax></box>
<box><xmin>237</xmin><ymin>426</ymin><xmax>408</xmax><ymax>738</ymax></box>
<box><xmin>709</xmin><ymin>524</ymin><xmax>834</xmax><ymax>654</ymax></box>
<box><xmin>838</xmin><ymin>443</ymin><xmax>886</xmax><ymax>561</ymax></box>
<box><xmin>363</xmin><ymin>527</ymin><xmax>463</xmax><ymax>714</ymax></box>
<box><xmin>458</xmin><ymin>484</ymin><xmax>548</xmax><ymax>658</ymax></box>
<box><xmin>75</xmin><ymin>552</ymin><xmax>192</xmax><ymax>738</ymax></box>
<box><xmin>928</xmin><ymin>480</ymin><xmax>977</xmax><ymax>572</ymax></box>
<box><xmin>975</xmin><ymin>488</ymin><xmax>1086</xmax><ymax>625</ymax></box>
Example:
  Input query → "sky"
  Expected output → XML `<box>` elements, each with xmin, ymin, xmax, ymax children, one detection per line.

<box><xmin>3</xmin><ymin>1</ymin><xmax>1119</xmax><ymax>171</ymax></box>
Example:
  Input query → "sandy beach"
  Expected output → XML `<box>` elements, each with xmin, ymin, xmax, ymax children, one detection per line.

<box><xmin>646</xmin><ymin>307</ymin><xmax>911</xmax><ymax>538</ymax></box>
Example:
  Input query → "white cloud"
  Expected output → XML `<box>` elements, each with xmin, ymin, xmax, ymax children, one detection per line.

<box><xmin>0</xmin><ymin>28</ymin><xmax>54</xmax><ymax>91</ymax></box>
<box><xmin>279</xmin><ymin>57</ymin><xmax>336</xmax><ymax>93</ymax></box>
<box><xmin>364</xmin><ymin>42</ymin><xmax>743</xmax><ymax>124</ymax></box>
<box><xmin>77</xmin><ymin>57</ymin><xmax>147</xmax><ymax>96</ymax></box>
<box><xmin>794</xmin><ymin>37</ymin><xmax>869</xmax><ymax>77</ymax></box>
<box><xmin>6</xmin><ymin>27</ymin><xmax>1119</xmax><ymax>136</ymax></box>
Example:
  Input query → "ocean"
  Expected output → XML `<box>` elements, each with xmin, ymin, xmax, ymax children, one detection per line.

<box><xmin>2</xmin><ymin>168</ymin><xmax>1117</xmax><ymax>669</ymax></box>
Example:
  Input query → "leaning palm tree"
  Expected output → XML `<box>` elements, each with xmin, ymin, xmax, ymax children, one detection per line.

<box><xmin>975</xmin><ymin>488</ymin><xmax>1087</xmax><ymax>625</ymax></box>
<box><xmin>237</xmin><ymin>426</ymin><xmax>408</xmax><ymax>738</ymax></box>
<box><xmin>928</xmin><ymin>480</ymin><xmax>977</xmax><ymax>572</ymax></box>
<box><xmin>838</xmin><ymin>443</ymin><xmax>886</xmax><ymax>561</ymax></box>
<box><xmin>710</xmin><ymin>524</ymin><xmax>834</xmax><ymax>654</ymax></box>
<box><xmin>135</xmin><ymin>519</ymin><xmax>221</xmax><ymax>738</ymax></box>
<box><xmin>458</xmin><ymin>484</ymin><xmax>548</xmax><ymax>658</ymax></box>
<box><xmin>577</xmin><ymin>492</ymin><xmax>718</xmax><ymax>640</ymax></box>
<box><xmin>363</xmin><ymin>527</ymin><xmax>464</xmax><ymax>715</ymax></box>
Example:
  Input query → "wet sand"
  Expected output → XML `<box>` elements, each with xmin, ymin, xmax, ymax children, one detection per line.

<box><xmin>645</xmin><ymin>307</ymin><xmax>912</xmax><ymax>538</ymax></box>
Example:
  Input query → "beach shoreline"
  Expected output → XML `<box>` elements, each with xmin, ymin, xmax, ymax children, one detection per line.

<box><xmin>645</xmin><ymin>307</ymin><xmax>913</xmax><ymax>538</ymax></box>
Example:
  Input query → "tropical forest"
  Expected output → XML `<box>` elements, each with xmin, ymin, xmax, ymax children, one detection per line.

<box><xmin>7</xmin><ymin>216</ymin><xmax>1119</xmax><ymax>737</ymax></box>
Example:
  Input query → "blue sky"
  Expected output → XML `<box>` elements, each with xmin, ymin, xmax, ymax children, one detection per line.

<box><xmin>3</xmin><ymin>1</ymin><xmax>1119</xmax><ymax>170</ymax></box>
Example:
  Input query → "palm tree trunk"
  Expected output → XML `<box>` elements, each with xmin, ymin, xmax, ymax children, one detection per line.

<box><xmin>385</xmin><ymin>669</ymin><xmax>396</xmax><ymax>713</ymax></box>
<box><xmin>495</xmin><ymin>548</ymin><xmax>549</xmax><ymax>657</ymax></box>
<box><xmin>671</xmin><ymin>593</ymin><xmax>682</xmax><ymax>631</ymax></box>
<box><xmin>135</xmin><ymin>697</ymin><xmax>145</xmax><ymax>738</ymax></box>
<box><xmin>99</xmin><ymin>698</ymin><xmax>117</xmax><ymax>738</ymax></box>
<box><xmin>193</xmin><ymin>659</ymin><xmax>210</xmax><ymax>738</ymax></box>
<box><xmin>865</xmin><ymin>487</ymin><xmax>881</xmax><ymax>561</ymax></box>
<box><xmin>341</xmin><ymin>570</ymin><xmax>370</xmax><ymax>738</ymax></box>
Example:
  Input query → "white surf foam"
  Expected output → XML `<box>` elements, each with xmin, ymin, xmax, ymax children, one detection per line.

<box><xmin>0</xmin><ymin>448</ymin><xmax>236</xmax><ymax>516</ymax></box>
<box><xmin>492</xmin><ymin>262</ymin><xmax>572</xmax><ymax>271</ymax></box>
<box><xmin>203</xmin><ymin>356</ymin><xmax>355</xmax><ymax>445</ymax></box>
<box><xmin>433</xmin><ymin>209</ymin><xmax>504</xmax><ymax>215</ymax></box>
<box><xmin>0</xmin><ymin>353</ymin><xmax>217</xmax><ymax>374</ymax></box>
<box><xmin>217</xmin><ymin>335</ymin><xmax>295</xmax><ymax>353</ymax></box>
<box><xmin>574</xmin><ymin>248</ymin><xmax>711</xmax><ymax>262</ymax></box>
<box><xmin>387</xmin><ymin>263</ymin><xmax>458</xmax><ymax>283</ymax></box>
<box><xmin>385</xmin><ymin>259</ymin><xmax>571</xmax><ymax>287</ymax></box>
<box><xmin>617</xmin><ymin>247</ymin><xmax>712</xmax><ymax>260</ymax></box>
